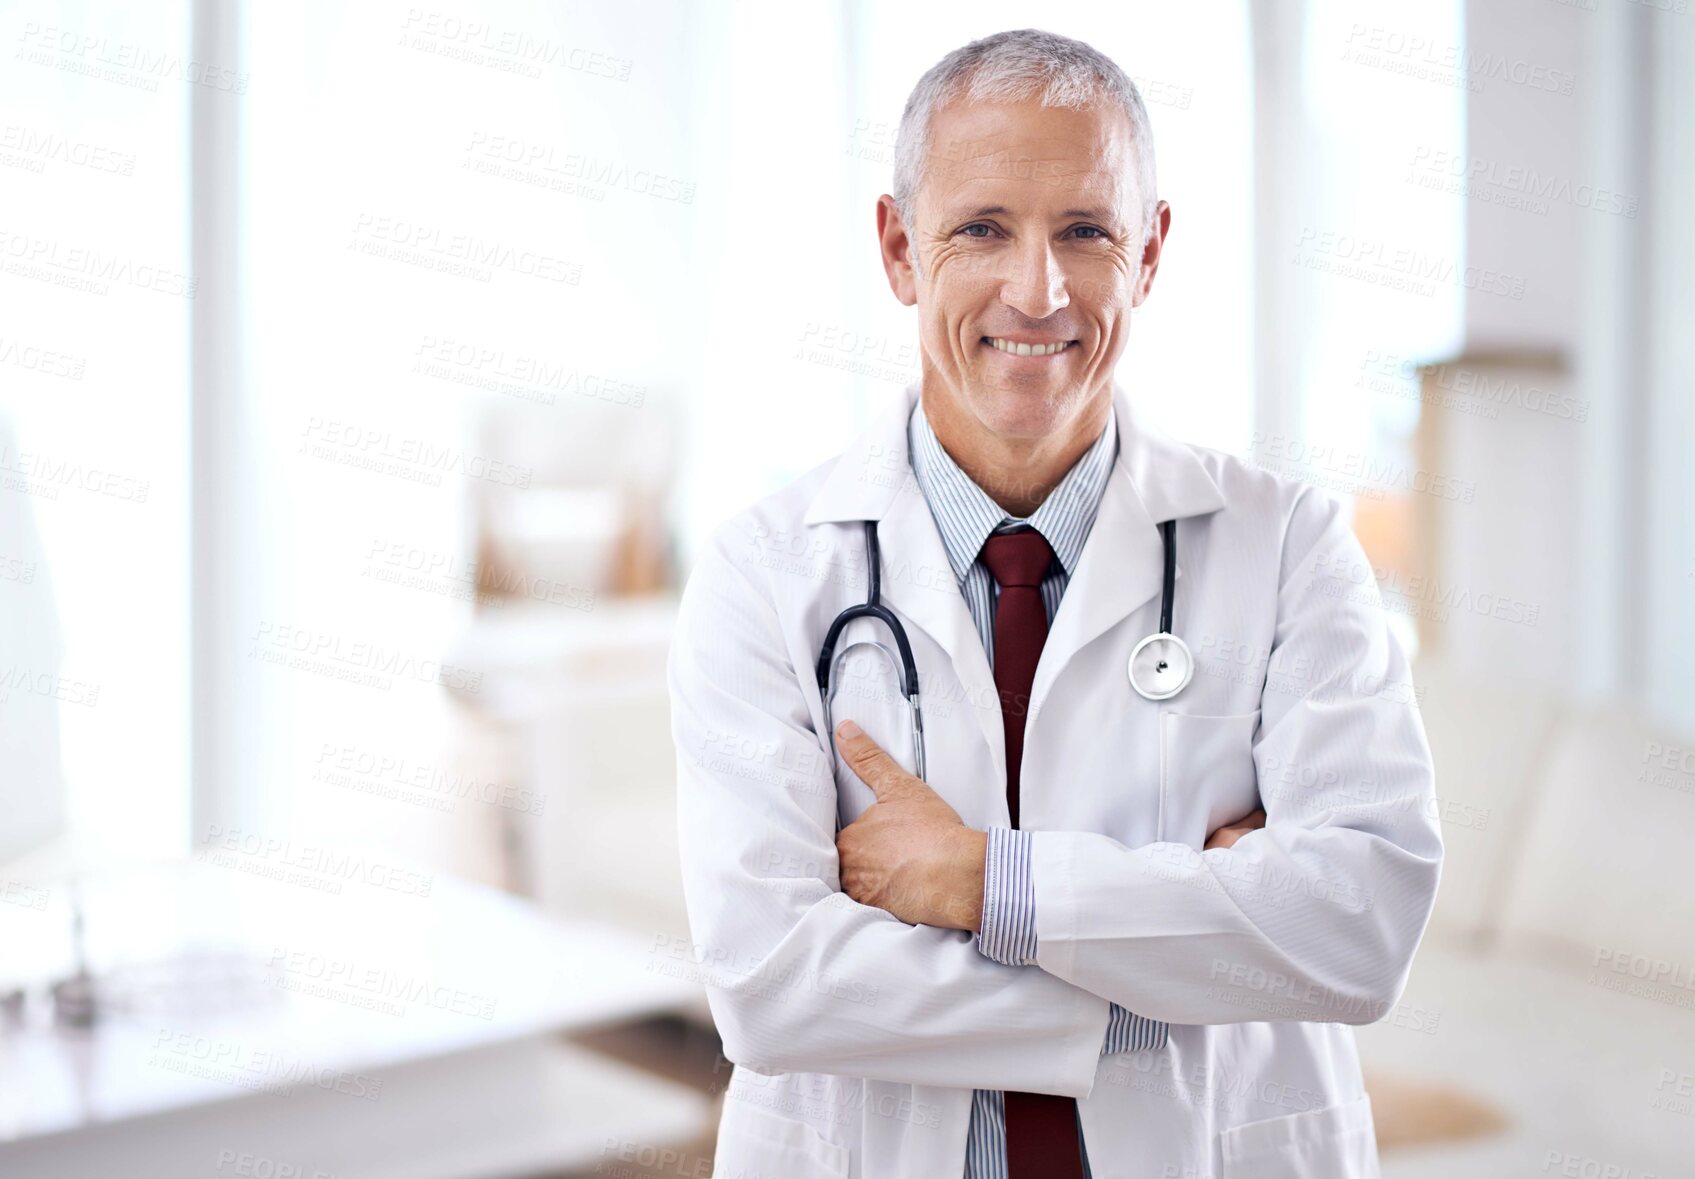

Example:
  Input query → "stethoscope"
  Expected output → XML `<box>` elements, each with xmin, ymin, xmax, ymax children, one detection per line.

<box><xmin>818</xmin><ymin>520</ymin><xmax>1192</xmax><ymax>779</ymax></box>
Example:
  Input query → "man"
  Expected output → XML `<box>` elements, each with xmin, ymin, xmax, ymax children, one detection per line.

<box><xmin>670</xmin><ymin>28</ymin><xmax>1441</xmax><ymax>1178</ymax></box>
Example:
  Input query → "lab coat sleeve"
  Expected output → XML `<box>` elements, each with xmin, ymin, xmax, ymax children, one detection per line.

<box><xmin>980</xmin><ymin>829</ymin><xmax>1173</xmax><ymax>1053</ymax></box>
<box><xmin>1028</xmin><ymin>487</ymin><xmax>1445</xmax><ymax>1025</ymax></box>
<box><xmin>669</xmin><ymin>517</ymin><xmax>1111</xmax><ymax>1096</ymax></box>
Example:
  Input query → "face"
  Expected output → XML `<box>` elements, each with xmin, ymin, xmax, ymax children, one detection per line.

<box><xmin>878</xmin><ymin>96</ymin><xmax>1169</xmax><ymax>441</ymax></box>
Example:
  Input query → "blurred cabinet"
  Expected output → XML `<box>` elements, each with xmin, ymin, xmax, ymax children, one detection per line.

<box><xmin>446</xmin><ymin>596</ymin><xmax>687</xmax><ymax>941</ymax></box>
<box><xmin>1410</xmin><ymin>352</ymin><xmax>1579</xmax><ymax>684</ymax></box>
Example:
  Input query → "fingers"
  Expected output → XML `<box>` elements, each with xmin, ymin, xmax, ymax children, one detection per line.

<box><xmin>834</xmin><ymin>719</ymin><xmax>907</xmax><ymax>797</ymax></box>
<box><xmin>1204</xmin><ymin>825</ymin><xmax>1243</xmax><ymax>851</ymax></box>
<box><xmin>1203</xmin><ymin>809</ymin><xmax>1268</xmax><ymax>850</ymax></box>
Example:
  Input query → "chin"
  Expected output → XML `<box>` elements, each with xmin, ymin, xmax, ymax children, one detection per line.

<box><xmin>963</xmin><ymin>377</ymin><xmax>1080</xmax><ymax>439</ymax></box>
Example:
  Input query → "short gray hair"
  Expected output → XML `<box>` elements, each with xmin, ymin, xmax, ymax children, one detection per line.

<box><xmin>892</xmin><ymin>29</ymin><xmax>1158</xmax><ymax>260</ymax></box>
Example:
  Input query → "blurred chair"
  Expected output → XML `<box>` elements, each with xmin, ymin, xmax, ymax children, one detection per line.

<box><xmin>1357</xmin><ymin>651</ymin><xmax>1695</xmax><ymax>1174</ymax></box>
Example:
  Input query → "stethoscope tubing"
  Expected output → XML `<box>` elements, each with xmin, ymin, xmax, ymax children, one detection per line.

<box><xmin>819</xmin><ymin>518</ymin><xmax>1189</xmax><ymax>777</ymax></box>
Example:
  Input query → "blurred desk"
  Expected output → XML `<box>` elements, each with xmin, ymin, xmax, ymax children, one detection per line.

<box><xmin>0</xmin><ymin>858</ymin><xmax>708</xmax><ymax>1178</ymax></box>
<box><xmin>444</xmin><ymin>594</ymin><xmax>677</xmax><ymax>722</ymax></box>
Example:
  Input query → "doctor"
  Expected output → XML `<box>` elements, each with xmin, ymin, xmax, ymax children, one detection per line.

<box><xmin>669</xmin><ymin>27</ymin><xmax>1442</xmax><ymax>1179</ymax></box>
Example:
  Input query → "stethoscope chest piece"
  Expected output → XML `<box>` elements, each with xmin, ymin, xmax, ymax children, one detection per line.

<box><xmin>1129</xmin><ymin>631</ymin><xmax>1193</xmax><ymax>701</ymax></box>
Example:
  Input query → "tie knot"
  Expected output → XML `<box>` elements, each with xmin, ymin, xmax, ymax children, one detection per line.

<box><xmin>980</xmin><ymin>529</ymin><xmax>1055</xmax><ymax>590</ymax></box>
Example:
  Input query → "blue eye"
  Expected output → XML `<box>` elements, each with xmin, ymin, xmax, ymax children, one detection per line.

<box><xmin>958</xmin><ymin>223</ymin><xmax>994</xmax><ymax>238</ymax></box>
<box><xmin>1071</xmin><ymin>225</ymin><xmax>1106</xmax><ymax>239</ymax></box>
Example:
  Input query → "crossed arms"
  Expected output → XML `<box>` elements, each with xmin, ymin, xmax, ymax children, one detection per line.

<box><xmin>668</xmin><ymin>490</ymin><xmax>1443</xmax><ymax>1097</ymax></box>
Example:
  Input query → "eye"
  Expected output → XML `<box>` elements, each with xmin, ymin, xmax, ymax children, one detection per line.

<box><xmin>1068</xmin><ymin>225</ymin><xmax>1108</xmax><ymax>240</ymax></box>
<box><xmin>956</xmin><ymin>223</ymin><xmax>996</xmax><ymax>239</ymax></box>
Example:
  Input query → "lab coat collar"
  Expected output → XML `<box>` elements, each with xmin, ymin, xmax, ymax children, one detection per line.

<box><xmin>802</xmin><ymin>380</ymin><xmax>1226</xmax><ymax>796</ymax></box>
<box><xmin>801</xmin><ymin>378</ymin><xmax>1225</xmax><ymax>528</ymax></box>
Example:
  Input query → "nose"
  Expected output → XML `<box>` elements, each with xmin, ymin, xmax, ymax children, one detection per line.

<box><xmin>998</xmin><ymin>237</ymin><xmax>1070</xmax><ymax>320</ymax></box>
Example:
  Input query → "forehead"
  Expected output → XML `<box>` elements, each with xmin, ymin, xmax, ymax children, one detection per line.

<box><xmin>920</xmin><ymin>97</ymin><xmax>1136</xmax><ymax>217</ymax></box>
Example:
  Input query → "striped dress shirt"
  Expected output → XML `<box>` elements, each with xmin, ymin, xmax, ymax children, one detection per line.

<box><xmin>906</xmin><ymin>396</ymin><xmax>1169</xmax><ymax>1179</ymax></box>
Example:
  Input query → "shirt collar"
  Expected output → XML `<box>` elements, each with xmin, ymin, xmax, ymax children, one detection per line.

<box><xmin>907</xmin><ymin>394</ymin><xmax>1119</xmax><ymax>587</ymax></box>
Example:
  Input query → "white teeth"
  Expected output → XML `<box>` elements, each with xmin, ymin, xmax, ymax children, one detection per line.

<box><xmin>987</xmin><ymin>338</ymin><xmax>1070</xmax><ymax>357</ymax></box>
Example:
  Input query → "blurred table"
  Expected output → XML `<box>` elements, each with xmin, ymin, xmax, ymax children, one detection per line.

<box><xmin>0</xmin><ymin>858</ymin><xmax>709</xmax><ymax>1178</ymax></box>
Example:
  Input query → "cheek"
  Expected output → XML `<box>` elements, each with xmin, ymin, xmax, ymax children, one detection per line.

<box><xmin>1084</xmin><ymin>284</ymin><xmax>1131</xmax><ymax>334</ymax></box>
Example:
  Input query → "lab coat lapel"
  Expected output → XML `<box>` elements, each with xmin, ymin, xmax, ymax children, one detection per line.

<box><xmin>803</xmin><ymin>385</ymin><xmax>1006</xmax><ymax>784</ymax></box>
<box><xmin>1031</xmin><ymin>456</ymin><xmax>1165</xmax><ymax>712</ymax></box>
<box><xmin>876</xmin><ymin>481</ymin><xmax>1005</xmax><ymax>779</ymax></box>
<box><xmin>1030</xmin><ymin>385</ymin><xmax>1226</xmax><ymax>713</ymax></box>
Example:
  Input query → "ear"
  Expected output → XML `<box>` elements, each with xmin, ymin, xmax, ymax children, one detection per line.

<box><xmin>1130</xmin><ymin>200</ymin><xmax>1172</xmax><ymax>309</ymax></box>
<box><xmin>877</xmin><ymin>195</ymin><xmax>919</xmax><ymax>307</ymax></box>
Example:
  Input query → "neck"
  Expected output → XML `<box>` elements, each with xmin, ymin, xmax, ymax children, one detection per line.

<box><xmin>920</xmin><ymin>376</ymin><xmax>1113</xmax><ymax>518</ymax></box>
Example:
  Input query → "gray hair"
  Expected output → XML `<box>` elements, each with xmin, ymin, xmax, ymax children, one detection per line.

<box><xmin>892</xmin><ymin>29</ymin><xmax>1158</xmax><ymax>272</ymax></box>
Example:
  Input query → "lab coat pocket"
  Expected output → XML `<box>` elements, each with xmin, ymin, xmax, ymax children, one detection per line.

<box><xmin>1218</xmin><ymin>1095</ymin><xmax>1379</xmax><ymax>1178</ymax></box>
<box><xmin>1159</xmin><ymin>711</ymin><xmax>1262</xmax><ymax>849</ymax></box>
<box><xmin>715</xmin><ymin>1088</ymin><xmax>853</xmax><ymax>1179</ymax></box>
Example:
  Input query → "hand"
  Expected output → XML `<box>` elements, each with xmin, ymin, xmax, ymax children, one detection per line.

<box><xmin>833</xmin><ymin>720</ymin><xmax>987</xmax><ymax>931</ymax></box>
<box><xmin>1204</xmin><ymin>807</ymin><xmax>1266</xmax><ymax>850</ymax></box>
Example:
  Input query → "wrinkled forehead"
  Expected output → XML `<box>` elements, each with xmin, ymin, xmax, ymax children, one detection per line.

<box><xmin>919</xmin><ymin>98</ymin><xmax>1139</xmax><ymax>224</ymax></box>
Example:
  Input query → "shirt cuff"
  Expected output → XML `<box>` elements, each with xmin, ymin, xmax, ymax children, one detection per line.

<box><xmin>975</xmin><ymin>827</ymin><xmax>1037</xmax><ymax>966</ymax></box>
<box><xmin>1102</xmin><ymin>1003</ymin><xmax>1170</xmax><ymax>1054</ymax></box>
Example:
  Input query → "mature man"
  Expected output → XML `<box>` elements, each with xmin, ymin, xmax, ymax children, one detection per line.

<box><xmin>670</xmin><ymin>28</ymin><xmax>1441</xmax><ymax>1178</ymax></box>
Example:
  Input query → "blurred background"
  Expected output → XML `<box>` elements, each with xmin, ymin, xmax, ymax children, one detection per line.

<box><xmin>1</xmin><ymin>0</ymin><xmax>1691</xmax><ymax>1174</ymax></box>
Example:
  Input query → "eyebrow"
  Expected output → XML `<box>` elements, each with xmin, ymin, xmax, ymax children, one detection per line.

<box><xmin>957</xmin><ymin>205</ymin><xmax>1117</xmax><ymax>221</ymax></box>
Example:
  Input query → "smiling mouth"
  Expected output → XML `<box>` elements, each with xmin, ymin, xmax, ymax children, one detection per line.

<box><xmin>981</xmin><ymin>337</ymin><xmax>1079</xmax><ymax>357</ymax></box>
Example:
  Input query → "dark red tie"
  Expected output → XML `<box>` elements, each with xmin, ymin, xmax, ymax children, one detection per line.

<box><xmin>979</xmin><ymin>529</ymin><xmax>1086</xmax><ymax>1179</ymax></box>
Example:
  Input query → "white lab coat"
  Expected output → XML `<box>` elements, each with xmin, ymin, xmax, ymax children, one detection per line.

<box><xmin>668</xmin><ymin>380</ymin><xmax>1443</xmax><ymax>1179</ymax></box>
